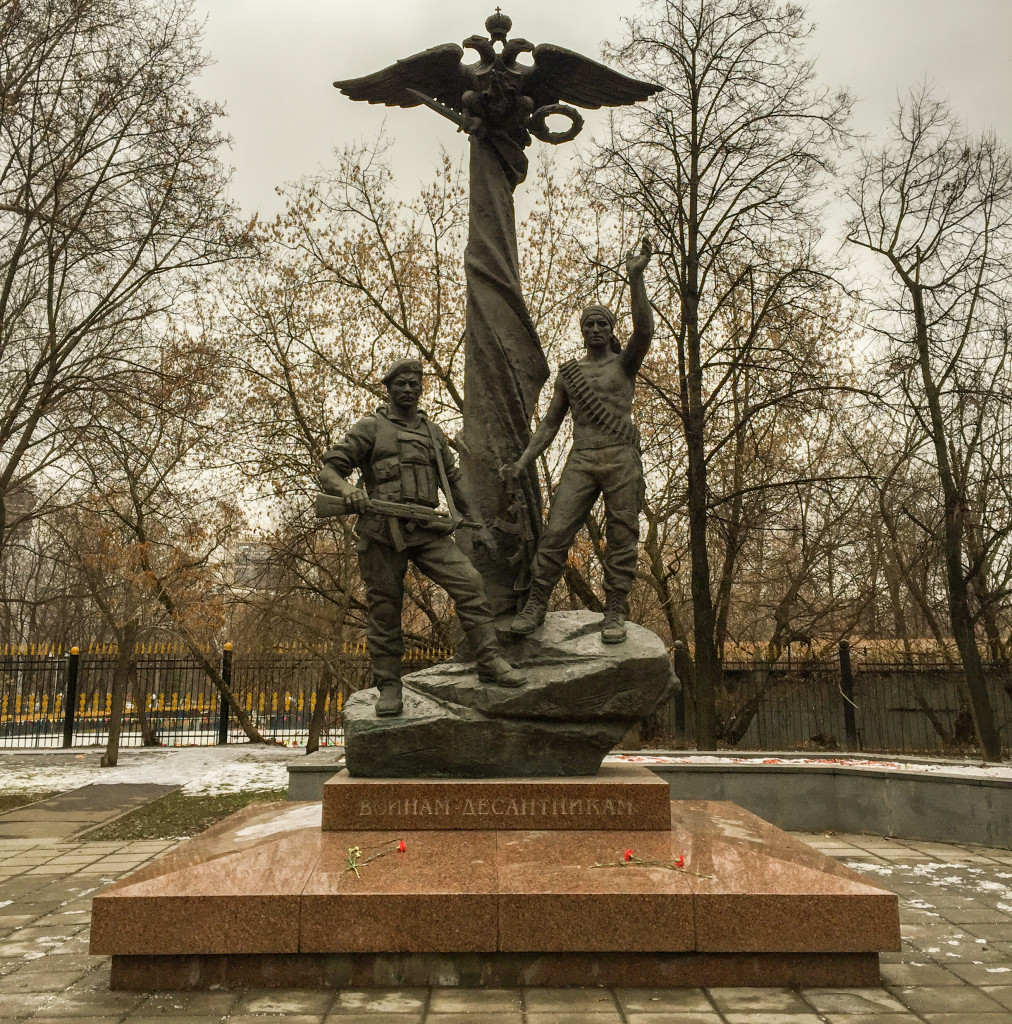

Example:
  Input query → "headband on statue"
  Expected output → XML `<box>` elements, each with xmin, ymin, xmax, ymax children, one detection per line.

<box><xmin>580</xmin><ymin>304</ymin><xmax>616</xmax><ymax>328</ymax></box>
<box><xmin>581</xmin><ymin>305</ymin><xmax>621</xmax><ymax>353</ymax></box>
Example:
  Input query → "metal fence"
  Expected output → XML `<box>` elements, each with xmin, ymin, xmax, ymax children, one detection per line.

<box><xmin>649</xmin><ymin>641</ymin><xmax>1012</xmax><ymax>755</ymax></box>
<box><xmin>3</xmin><ymin>640</ymin><xmax>1011</xmax><ymax>755</ymax></box>
<box><xmin>0</xmin><ymin>642</ymin><xmax>443</xmax><ymax>749</ymax></box>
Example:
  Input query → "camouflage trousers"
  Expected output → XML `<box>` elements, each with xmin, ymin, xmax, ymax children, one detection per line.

<box><xmin>356</xmin><ymin>532</ymin><xmax>493</xmax><ymax>661</ymax></box>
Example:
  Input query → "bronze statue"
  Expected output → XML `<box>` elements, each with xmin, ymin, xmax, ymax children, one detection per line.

<box><xmin>334</xmin><ymin>12</ymin><xmax>660</xmax><ymax>615</ymax></box>
<box><xmin>318</xmin><ymin>358</ymin><xmax>523</xmax><ymax>716</ymax></box>
<box><xmin>507</xmin><ymin>238</ymin><xmax>654</xmax><ymax>644</ymax></box>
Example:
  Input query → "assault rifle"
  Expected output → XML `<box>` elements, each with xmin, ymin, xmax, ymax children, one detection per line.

<box><xmin>314</xmin><ymin>493</ymin><xmax>482</xmax><ymax>531</ymax></box>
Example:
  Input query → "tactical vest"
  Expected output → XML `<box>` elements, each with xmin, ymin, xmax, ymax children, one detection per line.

<box><xmin>361</xmin><ymin>410</ymin><xmax>441</xmax><ymax>508</ymax></box>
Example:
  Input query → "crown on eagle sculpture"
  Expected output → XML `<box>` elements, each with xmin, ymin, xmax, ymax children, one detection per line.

<box><xmin>334</xmin><ymin>12</ymin><xmax>661</xmax><ymax>146</ymax></box>
<box><xmin>485</xmin><ymin>8</ymin><xmax>512</xmax><ymax>43</ymax></box>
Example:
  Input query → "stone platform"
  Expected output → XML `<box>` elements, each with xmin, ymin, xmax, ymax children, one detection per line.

<box><xmin>90</xmin><ymin>789</ymin><xmax>901</xmax><ymax>989</ymax></box>
<box><xmin>343</xmin><ymin>611</ymin><xmax>675</xmax><ymax>778</ymax></box>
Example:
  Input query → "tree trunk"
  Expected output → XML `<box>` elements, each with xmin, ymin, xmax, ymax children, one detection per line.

<box><xmin>136</xmin><ymin>685</ymin><xmax>160</xmax><ymax>746</ymax></box>
<box><xmin>101</xmin><ymin>621</ymin><xmax>139</xmax><ymax>767</ymax></box>
<box><xmin>187</xmin><ymin>642</ymin><xmax>272</xmax><ymax>744</ymax></box>
<box><xmin>305</xmin><ymin>665</ymin><xmax>333</xmax><ymax>755</ymax></box>
<box><xmin>682</xmin><ymin>218</ymin><xmax>720</xmax><ymax>748</ymax></box>
<box><xmin>911</xmin><ymin>283</ymin><xmax>1002</xmax><ymax>760</ymax></box>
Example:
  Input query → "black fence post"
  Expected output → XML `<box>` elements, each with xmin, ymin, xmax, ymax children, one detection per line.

<box><xmin>671</xmin><ymin>641</ymin><xmax>687</xmax><ymax>741</ymax></box>
<box><xmin>62</xmin><ymin>646</ymin><xmax>80</xmax><ymax>748</ymax></box>
<box><xmin>217</xmin><ymin>643</ymin><xmax>232</xmax><ymax>745</ymax></box>
<box><xmin>839</xmin><ymin>640</ymin><xmax>858</xmax><ymax>750</ymax></box>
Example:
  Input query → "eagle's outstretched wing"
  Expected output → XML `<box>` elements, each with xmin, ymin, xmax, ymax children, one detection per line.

<box><xmin>524</xmin><ymin>44</ymin><xmax>661</xmax><ymax>110</ymax></box>
<box><xmin>334</xmin><ymin>43</ymin><xmax>470</xmax><ymax>112</ymax></box>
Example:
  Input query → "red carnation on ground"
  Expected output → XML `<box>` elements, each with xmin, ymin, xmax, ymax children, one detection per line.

<box><xmin>398</xmin><ymin>840</ymin><xmax>406</xmax><ymax>853</ymax></box>
<box><xmin>624</xmin><ymin>848</ymin><xmax>634</xmax><ymax>861</ymax></box>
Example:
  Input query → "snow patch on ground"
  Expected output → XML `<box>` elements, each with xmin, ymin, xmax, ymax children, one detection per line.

<box><xmin>607</xmin><ymin>752</ymin><xmax>1012</xmax><ymax>781</ymax></box>
<box><xmin>848</xmin><ymin>860</ymin><xmax>1012</xmax><ymax>906</ymax></box>
<box><xmin>0</xmin><ymin>746</ymin><xmax>299</xmax><ymax>795</ymax></box>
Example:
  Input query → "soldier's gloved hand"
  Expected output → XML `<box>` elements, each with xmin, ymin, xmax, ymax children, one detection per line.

<box><xmin>473</xmin><ymin>525</ymin><xmax>498</xmax><ymax>557</ymax></box>
<box><xmin>343</xmin><ymin>488</ymin><xmax>371</xmax><ymax>515</ymax></box>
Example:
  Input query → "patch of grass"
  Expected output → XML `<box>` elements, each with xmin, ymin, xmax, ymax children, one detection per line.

<box><xmin>0</xmin><ymin>791</ymin><xmax>61</xmax><ymax>813</ymax></box>
<box><xmin>85</xmin><ymin>788</ymin><xmax>290</xmax><ymax>841</ymax></box>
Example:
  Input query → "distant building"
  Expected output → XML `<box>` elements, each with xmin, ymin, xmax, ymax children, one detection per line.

<box><xmin>3</xmin><ymin>481</ymin><xmax>37</xmax><ymax>542</ymax></box>
<box><xmin>231</xmin><ymin>540</ymin><xmax>280</xmax><ymax>593</ymax></box>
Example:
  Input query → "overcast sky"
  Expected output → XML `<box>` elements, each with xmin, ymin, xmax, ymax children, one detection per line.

<box><xmin>190</xmin><ymin>0</ymin><xmax>1012</xmax><ymax>218</ymax></box>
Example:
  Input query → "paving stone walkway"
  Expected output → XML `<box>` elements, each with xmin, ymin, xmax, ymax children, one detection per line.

<box><xmin>2</xmin><ymin>830</ymin><xmax>1012</xmax><ymax>1022</ymax></box>
<box><xmin>0</xmin><ymin>786</ymin><xmax>179</xmax><ymax>840</ymax></box>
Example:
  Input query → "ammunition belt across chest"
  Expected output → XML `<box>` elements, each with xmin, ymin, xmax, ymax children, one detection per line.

<box><xmin>559</xmin><ymin>359</ymin><xmax>639</xmax><ymax>448</ymax></box>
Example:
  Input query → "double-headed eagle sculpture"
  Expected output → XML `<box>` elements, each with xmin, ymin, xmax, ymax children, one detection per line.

<box><xmin>334</xmin><ymin>9</ymin><xmax>660</xmax><ymax>149</ymax></box>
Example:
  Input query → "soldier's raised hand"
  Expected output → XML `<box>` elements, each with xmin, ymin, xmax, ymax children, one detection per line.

<box><xmin>626</xmin><ymin>236</ymin><xmax>653</xmax><ymax>277</ymax></box>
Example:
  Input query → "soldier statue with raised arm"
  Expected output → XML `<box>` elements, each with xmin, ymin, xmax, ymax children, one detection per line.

<box><xmin>319</xmin><ymin>358</ymin><xmax>523</xmax><ymax>717</ymax></box>
<box><xmin>507</xmin><ymin>238</ymin><xmax>654</xmax><ymax>644</ymax></box>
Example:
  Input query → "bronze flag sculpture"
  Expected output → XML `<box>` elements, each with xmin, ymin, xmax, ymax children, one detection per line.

<box><xmin>334</xmin><ymin>10</ymin><xmax>660</xmax><ymax>613</ymax></box>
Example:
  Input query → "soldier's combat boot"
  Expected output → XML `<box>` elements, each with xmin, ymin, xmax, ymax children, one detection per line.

<box><xmin>372</xmin><ymin>656</ymin><xmax>403</xmax><ymax>716</ymax></box>
<box><xmin>601</xmin><ymin>591</ymin><xmax>628</xmax><ymax>645</ymax></box>
<box><xmin>467</xmin><ymin>624</ymin><xmax>525</xmax><ymax>688</ymax></box>
<box><xmin>509</xmin><ymin>582</ymin><xmax>550</xmax><ymax>635</ymax></box>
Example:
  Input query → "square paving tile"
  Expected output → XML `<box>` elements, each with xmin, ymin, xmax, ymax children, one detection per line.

<box><xmin>232</xmin><ymin>990</ymin><xmax>335</xmax><ymax>1015</ymax></box>
<box><xmin>321</xmin><ymin>1015</ymin><xmax>421</xmax><ymax>1024</ymax></box>
<box><xmin>426</xmin><ymin>1014</ymin><xmax>523</xmax><ymax>1024</ymax></box>
<box><xmin>428</xmin><ymin>989</ymin><xmax>521</xmax><ymax>1012</ymax></box>
<box><xmin>526</xmin><ymin>1014</ymin><xmax>623</xmax><ymax>1024</ymax></box>
<box><xmin>880</xmin><ymin>963</ymin><xmax>965</xmax><ymax>985</ymax></box>
<box><xmin>920</xmin><ymin>1015</ymin><xmax>1012</xmax><ymax>1024</ymax></box>
<box><xmin>523</xmin><ymin>988</ymin><xmax>620</xmax><ymax>1011</ymax></box>
<box><xmin>2</xmin><ymin>969</ymin><xmax>89</xmax><ymax>993</ymax></box>
<box><xmin>322</xmin><ymin>1015</ymin><xmax>421</xmax><ymax>1024</ymax></box>
<box><xmin>329</xmin><ymin>990</ymin><xmax>427</xmax><ymax>1015</ymax></box>
<box><xmin>0</xmin><ymin>992</ymin><xmax>55</xmax><ymax>1018</ymax></box>
<box><xmin>950</xmin><ymin>964</ymin><xmax>1012</xmax><ymax>985</ymax></box>
<box><xmin>983</xmin><ymin>988</ymin><xmax>1012</xmax><ymax>1010</ymax></box>
<box><xmin>28</xmin><ymin>989</ymin><xmax>149</xmax><ymax>1016</ymax></box>
<box><xmin>614</xmin><ymin>987</ymin><xmax>713</xmax><ymax>1012</ymax></box>
<box><xmin>801</xmin><ymin>987</ymin><xmax>910</xmax><ymax>1012</ymax></box>
<box><xmin>893</xmin><ymin>984</ymin><xmax>1007</xmax><ymax>1013</ymax></box>
<box><xmin>135</xmin><ymin>990</ymin><xmax>239</xmax><ymax>1014</ymax></box>
<box><xmin>723</xmin><ymin>1014</ymin><xmax>824</xmax><ymax>1024</ymax></box>
<box><xmin>821</xmin><ymin>1015</ymin><xmax>923</xmax><ymax>1024</ymax></box>
<box><xmin>707</xmin><ymin>987</ymin><xmax>811</xmax><ymax>1012</ymax></box>
<box><xmin>625</xmin><ymin>1014</ymin><xmax>723</xmax><ymax>1024</ymax></box>
<box><xmin>220</xmin><ymin>1015</ymin><xmax>325</xmax><ymax>1024</ymax></box>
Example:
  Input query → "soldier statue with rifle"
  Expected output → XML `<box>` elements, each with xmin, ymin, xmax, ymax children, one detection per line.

<box><xmin>318</xmin><ymin>358</ymin><xmax>523</xmax><ymax>716</ymax></box>
<box><xmin>507</xmin><ymin>238</ymin><xmax>654</xmax><ymax>644</ymax></box>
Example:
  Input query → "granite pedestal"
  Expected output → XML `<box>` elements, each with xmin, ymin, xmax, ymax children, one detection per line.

<box><xmin>90</xmin><ymin>768</ymin><xmax>900</xmax><ymax>989</ymax></box>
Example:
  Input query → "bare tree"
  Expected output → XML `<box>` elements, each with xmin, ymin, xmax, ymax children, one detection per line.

<box><xmin>845</xmin><ymin>87</ymin><xmax>1012</xmax><ymax>760</ymax></box>
<box><xmin>0</xmin><ymin>0</ymin><xmax>240</xmax><ymax>551</ymax></box>
<box><xmin>591</xmin><ymin>0</ymin><xmax>851</xmax><ymax>745</ymax></box>
<box><xmin>58</xmin><ymin>327</ymin><xmax>270</xmax><ymax>763</ymax></box>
